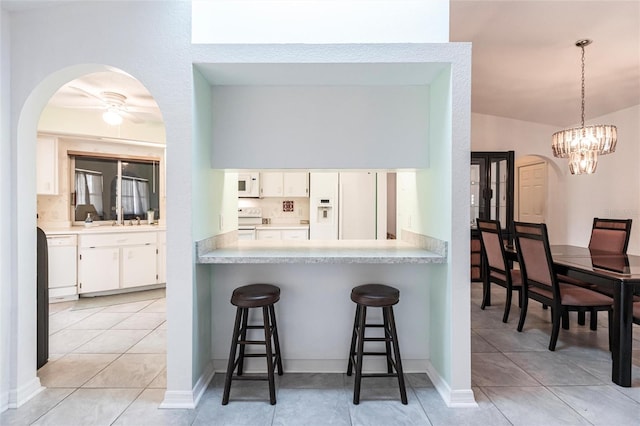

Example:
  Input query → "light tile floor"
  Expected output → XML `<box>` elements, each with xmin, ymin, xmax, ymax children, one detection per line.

<box><xmin>3</xmin><ymin>284</ymin><xmax>640</xmax><ymax>425</ymax></box>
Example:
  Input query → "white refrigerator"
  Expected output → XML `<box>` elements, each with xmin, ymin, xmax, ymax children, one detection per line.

<box><xmin>309</xmin><ymin>171</ymin><xmax>377</xmax><ymax>240</ymax></box>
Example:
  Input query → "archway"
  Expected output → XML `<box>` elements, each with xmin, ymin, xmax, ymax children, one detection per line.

<box><xmin>13</xmin><ymin>64</ymin><xmax>166</xmax><ymax>406</ymax></box>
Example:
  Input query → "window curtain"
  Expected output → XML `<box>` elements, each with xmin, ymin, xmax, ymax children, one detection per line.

<box><xmin>75</xmin><ymin>170</ymin><xmax>103</xmax><ymax>216</ymax></box>
<box><xmin>121</xmin><ymin>177</ymin><xmax>150</xmax><ymax>216</ymax></box>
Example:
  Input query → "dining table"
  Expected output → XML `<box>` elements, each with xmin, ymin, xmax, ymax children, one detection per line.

<box><xmin>502</xmin><ymin>244</ymin><xmax>640</xmax><ymax>387</ymax></box>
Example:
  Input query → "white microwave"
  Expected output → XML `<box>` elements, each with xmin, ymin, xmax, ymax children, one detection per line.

<box><xmin>238</xmin><ymin>172</ymin><xmax>260</xmax><ymax>198</ymax></box>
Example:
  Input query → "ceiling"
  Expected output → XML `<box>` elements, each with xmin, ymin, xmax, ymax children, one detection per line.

<box><xmin>6</xmin><ymin>1</ymin><xmax>639</xmax><ymax>128</ymax></box>
<box><xmin>45</xmin><ymin>71</ymin><xmax>163</xmax><ymax>124</ymax></box>
<box><xmin>450</xmin><ymin>0</ymin><xmax>640</xmax><ymax>127</ymax></box>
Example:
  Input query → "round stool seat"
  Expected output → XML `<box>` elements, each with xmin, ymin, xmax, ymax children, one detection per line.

<box><xmin>351</xmin><ymin>284</ymin><xmax>399</xmax><ymax>307</ymax></box>
<box><xmin>231</xmin><ymin>284</ymin><xmax>280</xmax><ymax>308</ymax></box>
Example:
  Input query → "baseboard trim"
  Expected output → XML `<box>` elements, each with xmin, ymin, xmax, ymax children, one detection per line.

<box><xmin>8</xmin><ymin>377</ymin><xmax>44</xmax><ymax>409</ymax></box>
<box><xmin>426</xmin><ymin>362</ymin><xmax>477</xmax><ymax>408</ymax></box>
<box><xmin>159</xmin><ymin>360</ymin><xmax>215</xmax><ymax>409</ymax></box>
<box><xmin>1</xmin><ymin>390</ymin><xmax>8</xmax><ymax>413</ymax></box>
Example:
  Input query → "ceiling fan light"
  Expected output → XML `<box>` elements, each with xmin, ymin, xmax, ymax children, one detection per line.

<box><xmin>103</xmin><ymin>109</ymin><xmax>123</xmax><ymax>126</ymax></box>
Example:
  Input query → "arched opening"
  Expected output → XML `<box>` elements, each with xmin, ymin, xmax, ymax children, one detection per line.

<box><xmin>15</xmin><ymin>64</ymin><xmax>167</xmax><ymax>402</ymax></box>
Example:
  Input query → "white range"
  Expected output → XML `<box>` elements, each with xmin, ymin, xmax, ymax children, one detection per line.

<box><xmin>237</xmin><ymin>207</ymin><xmax>262</xmax><ymax>240</ymax></box>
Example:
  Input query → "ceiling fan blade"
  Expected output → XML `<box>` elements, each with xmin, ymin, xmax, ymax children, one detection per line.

<box><xmin>120</xmin><ymin>110</ymin><xmax>144</xmax><ymax>124</ymax></box>
<box><xmin>68</xmin><ymin>86</ymin><xmax>106</xmax><ymax>103</ymax></box>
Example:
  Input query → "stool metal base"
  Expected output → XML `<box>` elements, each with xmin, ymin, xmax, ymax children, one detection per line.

<box><xmin>347</xmin><ymin>304</ymin><xmax>408</xmax><ymax>405</ymax></box>
<box><xmin>222</xmin><ymin>304</ymin><xmax>283</xmax><ymax>405</ymax></box>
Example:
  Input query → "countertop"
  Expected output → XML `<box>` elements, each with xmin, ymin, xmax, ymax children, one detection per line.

<box><xmin>197</xmin><ymin>239</ymin><xmax>445</xmax><ymax>264</ymax></box>
<box><xmin>42</xmin><ymin>224</ymin><xmax>165</xmax><ymax>235</ymax></box>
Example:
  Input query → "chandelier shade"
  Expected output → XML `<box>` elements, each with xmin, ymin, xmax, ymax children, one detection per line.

<box><xmin>551</xmin><ymin>39</ymin><xmax>617</xmax><ymax>175</ymax></box>
<box><xmin>568</xmin><ymin>149</ymin><xmax>598</xmax><ymax>175</ymax></box>
<box><xmin>551</xmin><ymin>124</ymin><xmax>617</xmax><ymax>158</ymax></box>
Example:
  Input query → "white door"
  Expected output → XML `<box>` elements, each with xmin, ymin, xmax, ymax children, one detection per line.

<box><xmin>339</xmin><ymin>172</ymin><xmax>376</xmax><ymax>239</ymax></box>
<box><xmin>518</xmin><ymin>162</ymin><xmax>546</xmax><ymax>223</ymax></box>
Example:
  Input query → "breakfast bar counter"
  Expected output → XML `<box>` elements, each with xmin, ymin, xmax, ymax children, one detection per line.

<box><xmin>197</xmin><ymin>239</ymin><xmax>446</xmax><ymax>264</ymax></box>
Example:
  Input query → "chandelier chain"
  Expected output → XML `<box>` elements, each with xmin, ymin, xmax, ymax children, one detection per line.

<box><xmin>580</xmin><ymin>44</ymin><xmax>586</xmax><ymax>128</ymax></box>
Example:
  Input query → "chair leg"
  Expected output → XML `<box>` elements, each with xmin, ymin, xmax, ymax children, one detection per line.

<box><xmin>577</xmin><ymin>311</ymin><xmax>586</xmax><ymax>326</ymax></box>
<box><xmin>268</xmin><ymin>305</ymin><xmax>284</xmax><ymax>375</ymax></box>
<box><xmin>222</xmin><ymin>307</ymin><xmax>243</xmax><ymax>405</ymax></box>
<box><xmin>237</xmin><ymin>308</ymin><xmax>249</xmax><ymax>376</ymax></box>
<box><xmin>383</xmin><ymin>309</ymin><xmax>393</xmax><ymax>373</ymax></box>
<box><xmin>561</xmin><ymin>310</ymin><xmax>570</xmax><ymax>330</ymax></box>
<box><xmin>386</xmin><ymin>306</ymin><xmax>408</xmax><ymax>405</ymax></box>
<box><xmin>346</xmin><ymin>305</ymin><xmax>361</xmax><ymax>376</ymax></box>
<box><xmin>517</xmin><ymin>295</ymin><xmax>528</xmax><ymax>332</ymax></box>
<box><xmin>607</xmin><ymin>308</ymin><xmax>613</xmax><ymax>352</ymax></box>
<box><xmin>502</xmin><ymin>288</ymin><xmax>512</xmax><ymax>323</ymax></box>
<box><xmin>481</xmin><ymin>279</ymin><xmax>490</xmax><ymax>310</ymax></box>
<box><xmin>262</xmin><ymin>306</ymin><xmax>276</xmax><ymax>405</ymax></box>
<box><xmin>549</xmin><ymin>307</ymin><xmax>562</xmax><ymax>351</ymax></box>
<box><xmin>353</xmin><ymin>305</ymin><xmax>367</xmax><ymax>405</ymax></box>
<box><xmin>589</xmin><ymin>309</ymin><xmax>598</xmax><ymax>331</ymax></box>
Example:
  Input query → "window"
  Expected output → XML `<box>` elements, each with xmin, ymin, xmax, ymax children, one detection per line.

<box><xmin>72</xmin><ymin>155</ymin><xmax>160</xmax><ymax>223</ymax></box>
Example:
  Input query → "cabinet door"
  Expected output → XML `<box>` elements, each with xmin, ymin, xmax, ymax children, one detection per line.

<box><xmin>78</xmin><ymin>247</ymin><xmax>119</xmax><ymax>293</ymax></box>
<box><xmin>47</xmin><ymin>243</ymin><xmax>77</xmax><ymax>289</ymax></box>
<box><xmin>260</xmin><ymin>172</ymin><xmax>283</xmax><ymax>197</ymax></box>
<box><xmin>284</xmin><ymin>172</ymin><xmax>309</xmax><ymax>197</ymax></box>
<box><xmin>281</xmin><ymin>229</ymin><xmax>308</xmax><ymax>240</ymax></box>
<box><xmin>36</xmin><ymin>136</ymin><xmax>58</xmax><ymax>195</ymax></box>
<box><xmin>157</xmin><ymin>231</ymin><xmax>166</xmax><ymax>284</ymax></box>
<box><xmin>256</xmin><ymin>229</ymin><xmax>281</xmax><ymax>240</ymax></box>
<box><xmin>122</xmin><ymin>244</ymin><xmax>158</xmax><ymax>288</ymax></box>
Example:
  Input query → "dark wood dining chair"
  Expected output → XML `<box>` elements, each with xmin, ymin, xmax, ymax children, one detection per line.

<box><xmin>513</xmin><ymin>221</ymin><xmax>613</xmax><ymax>351</ymax></box>
<box><xmin>476</xmin><ymin>219</ymin><xmax>522</xmax><ymax>323</ymax></box>
<box><xmin>560</xmin><ymin>218</ymin><xmax>632</xmax><ymax>328</ymax></box>
<box><xmin>589</xmin><ymin>218</ymin><xmax>633</xmax><ymax>253</ymax></box>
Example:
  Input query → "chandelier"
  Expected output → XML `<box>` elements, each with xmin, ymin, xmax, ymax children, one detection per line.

<box><xmin>551</xmin><ymin>39</ymin><xmax>617</xmax><ymax>175</ymax></box>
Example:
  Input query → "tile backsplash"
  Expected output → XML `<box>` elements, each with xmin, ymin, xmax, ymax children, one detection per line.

<box><xmin>238</xmin><ymin>197</ymin><xmax>309</xmax><ymax>224</ymax></box>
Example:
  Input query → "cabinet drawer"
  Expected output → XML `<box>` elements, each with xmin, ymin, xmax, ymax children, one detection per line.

<box><xmin>282</xmin><ymin>229</ymin><xmax>308</xmax><ymax>240</ymax></box>
<box><xmin>79</xmin><ymin>232</ymin><xmax>157</xmax><ymax>247</ymax></box>
<box><xmin>46</xmin><ymin>234</ymin><xmax>77</xmax><ymax>246</ymax></box>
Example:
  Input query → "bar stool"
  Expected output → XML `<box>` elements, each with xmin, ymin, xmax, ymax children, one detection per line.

<box><xmin>347</xmin><ymin>284</ymin><xmax>408</xmax><ymax>405</ymax></box>
<box><xmin>222</xmin><ymin>283</ymin><xmax>283</xmax><ymax>405</ymax></box>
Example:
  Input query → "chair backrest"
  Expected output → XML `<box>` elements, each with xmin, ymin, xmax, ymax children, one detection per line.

<box><xmin>476</xmin><ymin>219</ymin><xmax>509</xmax><ymax>276</ymax></box>
<box><xmin>589</xmin><ymin>218</ymin><xmax>632</xmax><ymax>254</ymax></box>
<box><xmin>513</xmin><ymin>221</ymin><xmax>559</xmax><ymax>301</ymax></box>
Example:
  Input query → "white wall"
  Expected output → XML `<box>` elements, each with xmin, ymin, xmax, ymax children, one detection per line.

<box><xmin>471</xmin><ymin>106</ymin><xmax>640</xmax><ymax>253</ymax></box>
<box><xmin>1</xmin><ymin>8</ymin><xmax>12</xmax><ymax>413</ymax></box>
<box><xmin>5</xmin><ymin>1</ymin><xmax>198</xmax><ymax>410</ymax></box>
<box><xmin>210</xmin><ymin>85</ymin><xmax>430</xmax><ymax>169</ymax></box>
<box><xmin>192</xmin><ymin>0</ymin><xmax>449</xmax><ymax>44</ymax></box>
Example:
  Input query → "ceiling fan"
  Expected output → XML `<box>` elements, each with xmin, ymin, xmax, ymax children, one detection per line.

<box><xmin>59</xmin><ymin>85</ymin><xmax>159</xmax><ymax>125</ymax></box>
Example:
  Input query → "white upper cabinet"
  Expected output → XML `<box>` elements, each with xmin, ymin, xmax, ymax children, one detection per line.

<box><xmin>260</xmin><ymin>172</ymin><xmax>309</xmax><ymax>197</ymax></box>
<box><xmin>36</xmin><ymin>136</ymin><xmax>59</xmax><ymax>195</ymax></box>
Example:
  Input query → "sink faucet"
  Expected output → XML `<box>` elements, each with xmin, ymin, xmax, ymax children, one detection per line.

<box><xmin>136</xmin><ymin>216</ymin><xmax>141</xmax><ymax>226</ymax></box>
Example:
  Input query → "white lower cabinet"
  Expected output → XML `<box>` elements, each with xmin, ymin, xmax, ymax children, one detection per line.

<box><xmin>157</xmin><ymin>231</ymin><xmax>166</xmax><ymax>283</ymax></box>
<box><xmin>122</xmin><ymin>245</ymin><xmax>158</xmax><ymax>288</ymax></box>
<box><xmin>282</xmin><ymin>229</ymin><xmax>308</xmax><ymax>240</ymax></box>
<box><xmin>78</xmin><ymin>231</ymin><xmax>160</xmax><ymax>294</ymax></box>
<box><xmin>78</xmin><ymin>246</ymin><xmax>120</xmax><ymax>294</ymax></box>
<box><xmin>47</xmin><ymin>234</ymin><xmax>78</xmax><ymax>298</ymax></box>
<box><xmin>256</xmin><ymin>228</ymin><xmax>309</xmax><ymax>240</ymax></box>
